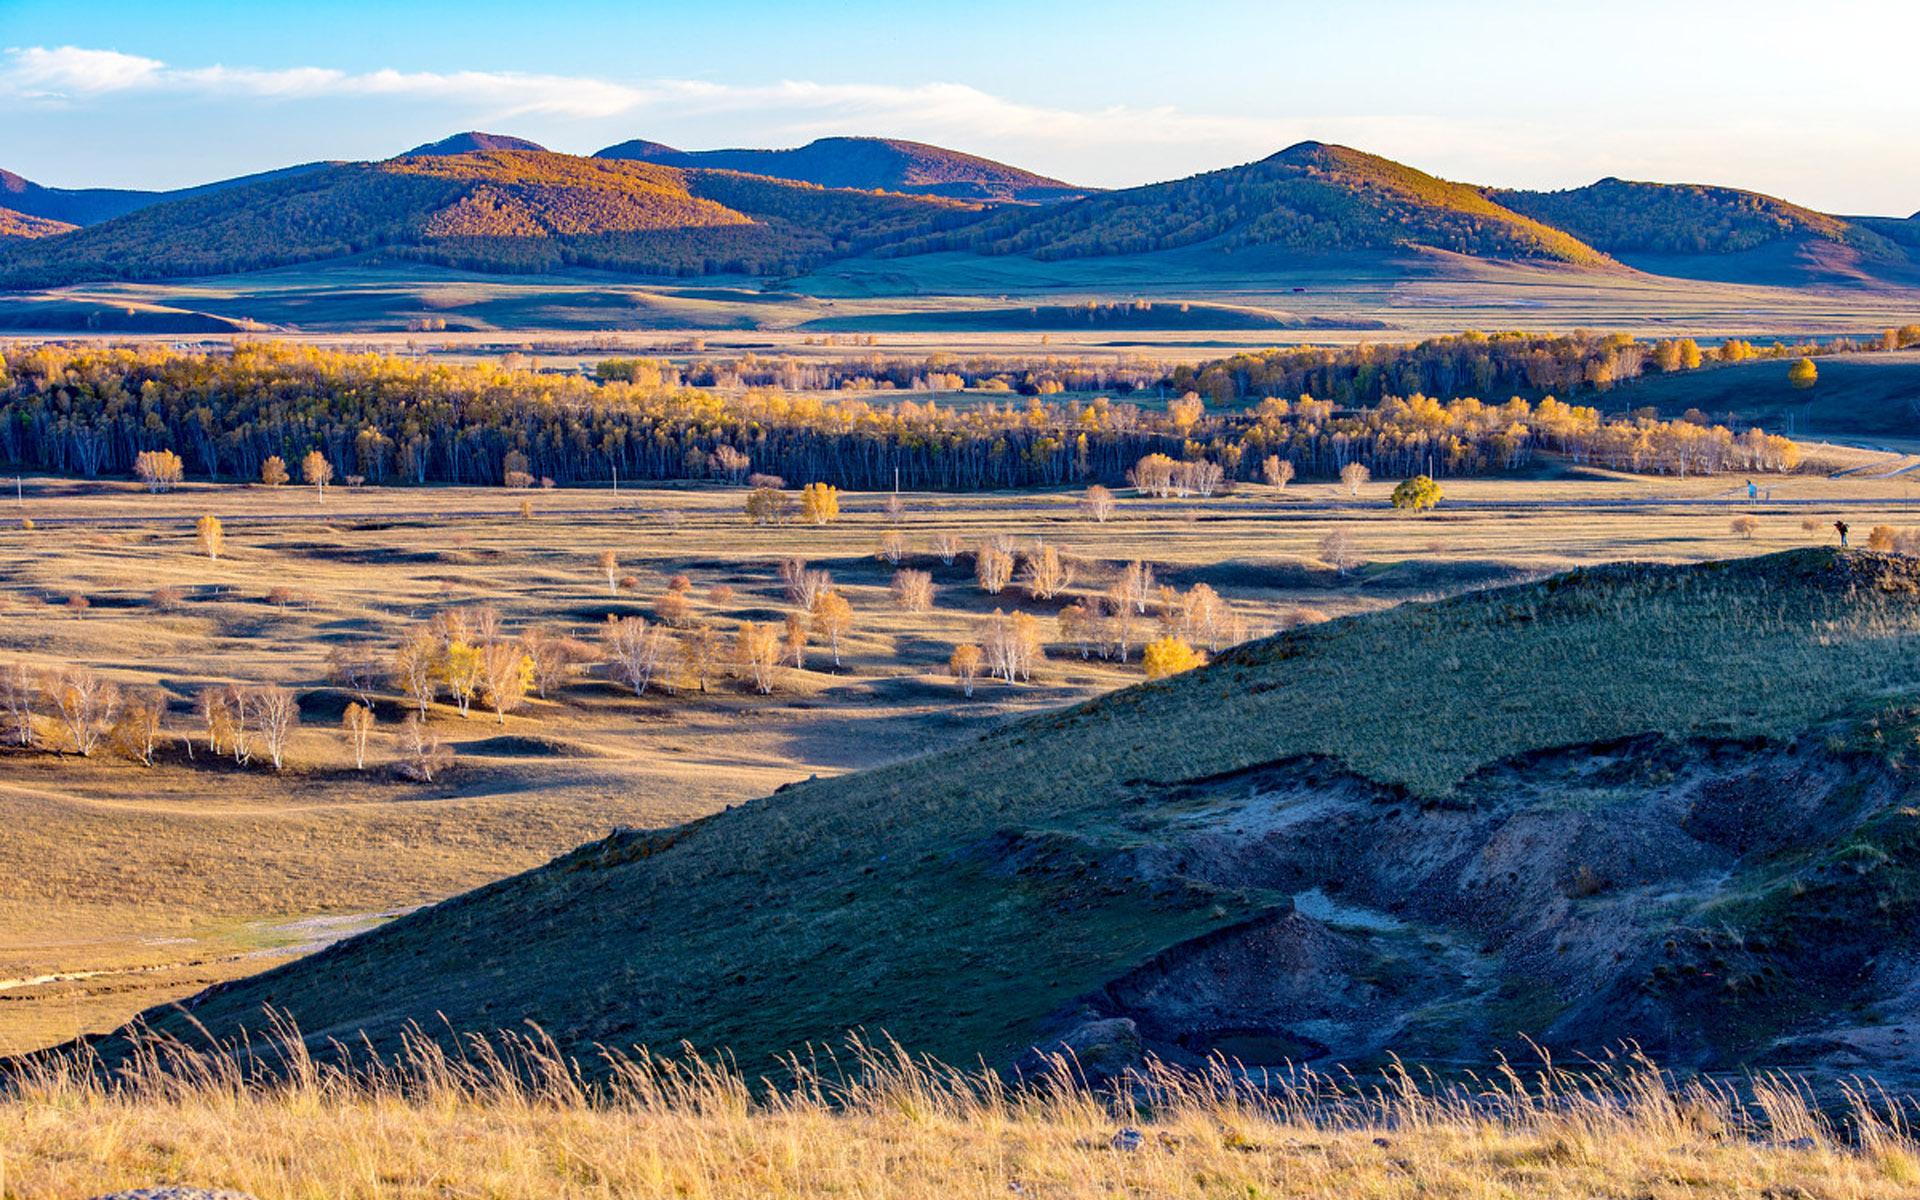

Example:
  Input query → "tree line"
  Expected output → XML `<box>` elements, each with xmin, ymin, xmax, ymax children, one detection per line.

<box><xmin>0</xmin><ymin>339</ymin><xmax>1804</xmax><ymax>492</ymax></box>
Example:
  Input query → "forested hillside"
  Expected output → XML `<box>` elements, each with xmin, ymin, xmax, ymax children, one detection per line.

<box><xmin>0</xmin><ymin>152</ymin><xmax>984</xmax><ymax>286</ymax></box>
<box><xmin>1493</xmin><ymin>177</ymin><xmax>1907</xmax><ymax>260</ymax></box>
<box><xmin>0</xmin><ymin>341</ymin><xmax>1796</xmax><ymax>491</ymax></box>
<box><xmin>893</xmin><ymin>142</ymin><xmax>1613</xmax><ymax>265</ymax></box>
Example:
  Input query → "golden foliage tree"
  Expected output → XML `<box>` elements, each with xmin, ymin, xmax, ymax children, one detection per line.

<box><xmin>134</xmin><ymin>449</ymin><xmax>184</xmax><ymax>493</ymax></box>
<box><xmin>196</xmin><ymin>514</ymin><xmax>224</xmax><ymax>561</ymax></box>
<box><xmin>947</xmin><ymin>643</ymin><xmax>983</xmax><ymax>698</ymax></box>
<box><xmin>891</xmin><ymin>569</ymin><xmax>934</xmax><ymax>613</ymax></box>
<box><xmin>975</xmin><ymin>544</ymin><xmax>1014</xmax><ymax>595</ymax></box>
<box><xmin>479</xmin><ymin>642</ymin><xmax>534</xmax><ymax>724</ymax></box>
<box><xmin>1390</xmin><ymin>475</ymin><xmax>1443</xmax><ymax>513</ymax></box>
<box><xmin>1021</xmin><ymin>544</ymin><xmax>1074</xmax><ymax>600</ymax></box>
<box><xmin>301</xmin><ymin>449</ymin><xmax>334</xmax><ymax>498</ymax></box>
<box><xmin>1081</xmin><ymin>485</ymin><xmax>1115</xmax><ymax>522</ymax></box>
<box><xmin>343</xmin><ymin>701</ymin><xmax>374</xmax><ymax>770</ymax></box>
<box><xmin>1144</xmin><ymin>635</ymin><xmax>1206</xmax><ymax>679</ymax></box>
<box><xmin>733</xmin><ymin>621</ymin><xmax>781</xmax><ymax>694</ymax></box>
<box><xmin>811</xmin><ymin>590</ymin><xmax>854</xmax><ymax>668</ymax></box>
<box><xmin>604</xmin><ymin>614</ymin><xmax>669</xmax><ymax>696</ymax></box>
<box><xmin>260</xmin><ymin>455</ymin><xmax>289</xmax><ymax>487</ymax></box>
<box><xmin>800</xmin><ymin>482</ymin><xmax>840</xmax><ymax>525</ymax></box>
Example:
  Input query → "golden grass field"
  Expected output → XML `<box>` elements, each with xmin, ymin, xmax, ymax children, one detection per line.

<box><xmin>6</xmin><ymin>458</ymin><xmax>1920</xmax><ymax>1058</ymax></box>
<box><xmin>6</xmin><ymin>1025</ymin><xmax>1920</xmax><ymax>1199</ymax></box>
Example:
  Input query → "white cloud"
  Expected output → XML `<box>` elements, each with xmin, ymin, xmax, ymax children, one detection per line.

<box><xmin>3</xmin><ymin>46</ymin><xmax>1916</xmax><ymax>213</ymax></box>
<box><xmin>5</xmin><ymin>46</ymin><xmax>165</xmax><ymax>96</ymax></box>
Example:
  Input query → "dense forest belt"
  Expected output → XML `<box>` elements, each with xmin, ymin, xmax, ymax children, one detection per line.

<box><xmin>0</xmin><ymin>341</ymin><xmax>1802</xmax><ymax>491</ymax></box>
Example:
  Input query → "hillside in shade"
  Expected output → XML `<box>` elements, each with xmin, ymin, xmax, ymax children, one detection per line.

<box><xmin>0</xmin><ymin>163</ymin><xmax>335</xmax><ymax>227</ymax></box>
<box><xmin>1492</xmin><ymin>177</ymin><xmax>1920</xmax><ymax>287</ymax></box>
<box><xmin>100</xmin><ymin>550</ymin><xmax>1920</xmax><ymax>1086</ymax></box>
<box><xmin>595</xmin><ymin>135</ymin><xmax>1087</xmax><ymax>203</ymax></box>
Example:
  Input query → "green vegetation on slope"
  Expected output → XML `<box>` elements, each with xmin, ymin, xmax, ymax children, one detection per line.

<box><xmin>134</xmin><ymin>550</ymin><xmax>1920</xmax><ymax>1073</ymax></box>
<box><xmin>893</xmin><ymin>142</ymin><xmax>1613</xmax><ymax>266</ymax></box>
<box><xmin>1491</xmin><ymin>177</ymin><xmax>1893</xmax><ymax>256</ymax></box>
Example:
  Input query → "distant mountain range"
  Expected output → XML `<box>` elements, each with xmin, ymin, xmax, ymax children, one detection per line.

<box><xmin>1</xmin><ymin>132</ymin><xmax>1916</xmax><ymax>293</ymax></box>
<box><xmin>594</xmin><ymin>135</ymin><xmax>1087</xmax><ymax>204</ymax></box>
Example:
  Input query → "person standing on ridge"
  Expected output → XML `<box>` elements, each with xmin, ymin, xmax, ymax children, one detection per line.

<box><xmin>1836</xmin><ymin>519</ymin><xmax>1849</xmax><ymax>547</ymax></box>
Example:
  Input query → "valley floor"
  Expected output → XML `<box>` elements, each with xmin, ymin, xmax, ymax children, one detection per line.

<box><xmin>6</xmin><ymin>464</ymin><xmax>1920</xmax><ymax>1053</ymax></box>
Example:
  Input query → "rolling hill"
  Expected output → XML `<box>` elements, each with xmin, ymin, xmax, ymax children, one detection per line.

<box><xmin>0</xmin><ymin>150</ymin><xmax>984</xmax><ymax>286</ymax></box>
<box><xmin>106</xmin><ymin>549</ymin><xmax>1920</xmax><ymax>1082</ymax></box>
<box><xmin>1493</xmin><ymin>178</ymin><xmax>1920</xmax><ymax>287</ymax></box>
<box><xmin>595</xmin><ymin>135</ymin><xmax>1087</xmax><ymax>203</ymax></box>
<box><xmin>889</xmin><ymin>141</ymin><xmax>1616</xmax><ymax>267</ymax></box>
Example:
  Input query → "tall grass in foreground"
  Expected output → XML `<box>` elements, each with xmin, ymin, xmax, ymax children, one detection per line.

<box><xmin>5</xmin><ymin>1019</ymin><xmax>1920</xmax><ymax>1198</ymax></box>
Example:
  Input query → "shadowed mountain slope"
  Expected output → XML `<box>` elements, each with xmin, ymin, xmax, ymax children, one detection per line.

<box><xmin>596</xmin><ymin>135</ymin><xmax>1086</xmax><ymax>203</ymax></box>
<box><xmin>0</xmin><ymin>163</ymin><xmax>335</xmax><ymax>227</ymax></box>
<box><xmin>1493</xmin><ymin>178</ymin><xmax>1920</xmax><ymax>287</ymax></box>
<box><xmin>106</xmin><ymin>550</ymin><xmax>1920</xmax><ymax>1084</ymax></box>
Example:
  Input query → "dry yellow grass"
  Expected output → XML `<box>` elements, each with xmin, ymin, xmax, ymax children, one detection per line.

<box><xmin>8</xmin><ymin>467</ymin><xmax>1920</xmax><ymax>1053</ymax></box>
<box><xmin>4</xmin><ymin>1025</ymin><xmax>1919</xmax><ymax>1199</ymax></box>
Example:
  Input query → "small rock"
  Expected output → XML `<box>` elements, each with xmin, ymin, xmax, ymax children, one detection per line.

<box><xmin>1372</xmin><ymin>1136</ymin><xmax>1392</xmax><ymax>1148</ymax></box>
<box><xmin>1110</xmin><ymin>1127</ymin><xmax>1145</xmax><ymax>1152</ymax></box>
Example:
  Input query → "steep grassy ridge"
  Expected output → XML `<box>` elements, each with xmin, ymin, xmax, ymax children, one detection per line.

<box><xmin>124</xmin><ymin>550</ymin><xmax>1920</xmax><ymax>1079</ymax></box>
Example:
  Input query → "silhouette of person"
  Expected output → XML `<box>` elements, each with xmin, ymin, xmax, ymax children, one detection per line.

<box><xmin>1836</xmin><ymin>520</ymin><xmax>1849</xmax><ymax>547</ymax></box>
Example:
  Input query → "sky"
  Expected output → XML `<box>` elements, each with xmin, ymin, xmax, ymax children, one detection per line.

<box><xmin>2</xmin><ymin>0</ymin><xmax>1916</xmax><ymax>216</ymax></box>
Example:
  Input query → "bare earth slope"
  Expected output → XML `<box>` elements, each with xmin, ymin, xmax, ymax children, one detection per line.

<box><xmin>103</xmin><ymin>550</ymin><xmax>1920</xmax><ymax>1083</ymax></box>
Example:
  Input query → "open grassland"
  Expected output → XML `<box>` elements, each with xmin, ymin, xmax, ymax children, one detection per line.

<box><xmin>4</xmin><ymin>246</ymin><xmax>1919</xmax><ymax>341</ymax></box>
<box><xmin>10</xmin><ymin>465</ymin><xmax>1920</xmax><ymax>1057</ymax></box>
<box><xmin>7</xmin><ymin>1028</ymin><xmax>1920</xmax><ymax>1199</ymax></box>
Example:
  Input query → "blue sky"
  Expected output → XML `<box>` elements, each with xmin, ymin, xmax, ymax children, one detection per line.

<box><xmin>3</xmin><ymin>0</ymin><xmax>1917</xmax><ymax>215</ymax></box>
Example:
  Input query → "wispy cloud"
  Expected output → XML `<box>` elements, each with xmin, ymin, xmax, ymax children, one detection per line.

<box><xmin>5</xmin><ymin>45</ymin><xmax>1915</xmax><ymax>213</ymax></box>
<box><xmin>2</xmin><ymin>46</ymin><xmax>659</xmax><ymax>118</ymax></box>
<box><xmin>1</xmin><ymin>46</ymin><xmax>1304</xmax><ymax>149</ymax></box>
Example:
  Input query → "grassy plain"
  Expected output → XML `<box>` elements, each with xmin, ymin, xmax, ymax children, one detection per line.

<box><xmin>5</xmin><ymin>464</ymin><xmax>1920</xmax><ymax>1053</ymax></box>
<box><xmin>6</xmin><ymin>245</ymin><xmax>1919</xmax><ymax>341</ymax></box>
